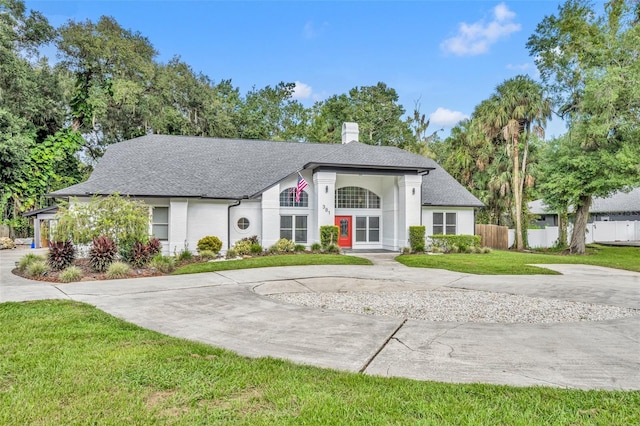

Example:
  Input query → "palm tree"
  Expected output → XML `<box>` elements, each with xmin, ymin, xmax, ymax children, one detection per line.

<box><xmin>475</xmin><ymin>75</ymin><xmax>551</xmax><ymax>250</ymax></box>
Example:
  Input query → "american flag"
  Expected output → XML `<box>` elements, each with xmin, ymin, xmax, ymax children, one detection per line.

<box><xmin>296</xmin><ymin>173</ymin><xmax>309</xmax><ymax>203</ymax></box>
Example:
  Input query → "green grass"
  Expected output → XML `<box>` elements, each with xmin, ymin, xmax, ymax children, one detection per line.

<box><xmin>2</xmin><ymin>300</ymin><xmax>638</xmax><ymax>425</ymax></box>
<box><xmin>174</xmin><ymin>254</ymin><xmax>371</xmax><ymax>275</ymax></box>
<box><xmin>397</xmin><ymin>244</ymin><xmax>640</xmax><ymax>275</ymax></box>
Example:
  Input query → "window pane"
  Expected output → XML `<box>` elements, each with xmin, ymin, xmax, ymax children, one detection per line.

<box><xmin>295</xmin><ymin>216</ymin><xmax>307</xmax><ymax>229</ymax></box>
<box><xmin>281</xmin><ymin>230</ymin><xmax>292</xmax><ymax>240</ymax></box>
<box><xmin>280</xmin><ymin>216</ymin><xmax>292</xmax><ymax>228</ymax></box>
<box><xmin>369</xmin><ymin>230</ymin><xmax>379</xmax><ymax>242</ymax></box>
<box><xmin>152</xmin><ymin>224</ymin><xmax>168</xmax><ymax>240</ymax></box>
<box><xmin>446</xmin><ymin>213</ymin><xmax>456</xmax><ymax>225</ymax></box>
<box><xmin>295</xmin><ymin>229</ymin><xmax>307</xmax><ymax>243</ymax></box>
<box><xmin>356</xmin><ymin>230</ymin><xmax>366</xmax><ymax>242</ymax></box>
<box><xmin>280</xmin><ymin>189</ymin><xmax>308</xmax><ymax>207</ymax></box>
<box><xmin>356</xmin><ymin>216</ymin><xmax>366</xmax><ymax>229</ymax></box>
<box><xmin>433</xmin><ymin>212</ymin><xmax>443</xmax><ymax>225</ymax></box>
<box><xmin>433</xmin><ymin>225</ymin><xmax>444</xmax><ymax>235</ymax></box>
<box><xmin>237</xmin><ymin>218</ymin><xmax>250</xmax><ymax>230</ymax></box>
<box><xmin>153</xmin><ymin>207</ymin><xmax>168</xmax><ymax>223</ymax></box>
<box><xmin>446</xmin><ymin>226</ymin><xmax>456</xmax><ymax>235</ymax></box>
<box><xmin>369</xmin><ymin>216</ymin><xmax>380</xmax><ymax>228</ymax></box>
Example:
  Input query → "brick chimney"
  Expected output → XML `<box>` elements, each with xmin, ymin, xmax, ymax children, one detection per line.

<box><xmin>341</xmin><ymin>122</ymin><xmax>359</xmax><ymax>144</ymax></box>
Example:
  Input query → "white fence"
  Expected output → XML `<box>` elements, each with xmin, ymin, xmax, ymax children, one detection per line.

<box><xmin>508</xmin><ymin>220</ymin><xmax>640</xmax><ymax>248</ymax></box>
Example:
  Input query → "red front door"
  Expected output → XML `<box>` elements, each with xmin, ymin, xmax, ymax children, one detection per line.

<box><xmin>335</xmin><ymin>216</ymin><xmax>352</xmax><ymax>248</ymax></box>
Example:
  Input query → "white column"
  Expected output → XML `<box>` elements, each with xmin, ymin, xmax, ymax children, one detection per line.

<box><xmin>398</xmin><ymin>175</ymin><xmax>423</xmax><ymax>248</ymax></box>
<box><xmin>169</xmin><ymin>199</ymin><xmax>189</xmax><ymax>254</ymax></box>
<box><xmin>313</xmin><ymin>171</ymin><xmax>336</xmax><ymax>243</ymax></box>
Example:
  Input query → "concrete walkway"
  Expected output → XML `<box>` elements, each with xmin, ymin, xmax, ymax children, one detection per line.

<box><xmin>1</xmin><ymin>248</ymin><xmax>639</xmax><ymax>390</ymax></box>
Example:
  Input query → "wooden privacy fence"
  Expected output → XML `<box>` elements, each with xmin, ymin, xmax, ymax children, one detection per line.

<box><xmin>475</xmin><ymin>224</ymin><xmax>509</xmax><ymax>250</ymax></box>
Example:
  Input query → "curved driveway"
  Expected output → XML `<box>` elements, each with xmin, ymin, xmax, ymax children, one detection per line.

<box><xmin>2</xmin><ymin>249</ymin><xmax>639</xmax><ymax>390</ymax></box>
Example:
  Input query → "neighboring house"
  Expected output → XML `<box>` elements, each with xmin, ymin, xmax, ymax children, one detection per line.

<box><xmin>528</xmin><ymin>189</ymin><xmax>640</xmax><ymax>246</ymax></box>
<box><xmin>50</xmin><ymin>123</ymin><xmax>483</xmax><ymax>253</ymax></box>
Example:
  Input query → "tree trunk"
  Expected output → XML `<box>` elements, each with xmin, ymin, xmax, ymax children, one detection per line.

<box><xmin>513</xmin><ymin>138</ymin><xmax>523</xmax><ymax>250</ymax></box>
<box><xmin>558</xmin><ymin>210</ymin><xmax>568</xmax><ymax>249</ymax></box>
<box><xmin>569</xmin><ymin>195</ymin><xmax>592</xmax><ymax>254</ymax></box>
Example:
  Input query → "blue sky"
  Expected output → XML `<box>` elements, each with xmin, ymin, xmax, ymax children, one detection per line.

<box><xmin>26</xmin><ymin>0</ymin><xmax>570</xmax><ymax>138</ymax></box>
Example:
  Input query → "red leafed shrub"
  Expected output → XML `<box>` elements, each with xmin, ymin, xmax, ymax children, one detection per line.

<box><xmin>48</xmin><ymin>241</ymin><xmax>76</xmax><ymax>271</ymax></box>
<box><xmin>89</xmin><ymin>235</ymin><xmax>118</xmax><ymax>272</ymax></box>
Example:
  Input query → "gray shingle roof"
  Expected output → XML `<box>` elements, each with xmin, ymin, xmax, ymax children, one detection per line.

<box><xmin>50</xmin><ymin>134</ymin><xmax>482</xmax><ymax>207</ymax></box>
<box><xmin>529</xmin><ymin>188</ymin><xmax>640</xmax><ymax>214</ymax></box>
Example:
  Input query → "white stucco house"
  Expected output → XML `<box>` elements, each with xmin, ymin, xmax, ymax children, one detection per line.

<box><xmin>50</xmin><ymin>123</ymin><xmax>483</xmax><ymax>253</ymax></box>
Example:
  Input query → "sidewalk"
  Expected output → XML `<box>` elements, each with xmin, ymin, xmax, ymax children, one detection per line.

<box><xmin>2</xmin><ymin>248</ymin><xmax>639</xmax><ymax>390</ymax></box>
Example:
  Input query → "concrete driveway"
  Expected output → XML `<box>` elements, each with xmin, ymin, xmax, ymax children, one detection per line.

<box><xmin>2</xmin><ymin>249</ymin><xmax>639</xmax><ymax>390</ymax></box>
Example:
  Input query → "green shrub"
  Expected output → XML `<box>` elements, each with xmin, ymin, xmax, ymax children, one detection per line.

<box><xmin>198</xmin><ymin>250</ymin><xmax>217</xmax><ymax>260</ymax></box>
<box><xmin>177</xmin><ymin>248</ymin><xmax>193</xmax><ymax>262</ymax></box>
<box><xmin>294</xmin><ymin>244</ymin><xmax>306</xmax><ymax>252</ymax></box>
<box><xmin>18</xmin><ymin>253</ymin><xmax>46</xmax><ymax>272</ymax></box>
<box><xmin>225</xmin><ymin>248</ymin><xmax>238</xmax><ymax>259</ymax></box>
<box><xmin>197</xmin><ymin>236</ymin><xmax>222</xmax><ymax>254</ymax></box>
<box><xmin>324</xmin><ymin>243</ymin><xmax>341</xmax><ymax>254</ymax></box>
<box><xmin>59</xmin><ymin>266</ymin><xmax>83</xmax><ymax>283</ymax></box>
<box><xmin>409</xmin><ymin>226</ymin><xmax>426</xmax><ymax>252</ymax></box>
<box><xmin>429</xmin><ymin>234</ymin><xmax>481</xmax><ymax>254</ymax></box>
<box><xmin>48</xmin><ymin>241</ymin><xmax>76</xmax><ymax>271</ymax></box>
<box><xmin>310</xmin><ymin>242</ymin><xmax>322</xmax><ymax>252</ymax></box>
<box><xmin>402</xmin><ymin>246</ymin><xmax>411</xmax><ymax>255</ymax></box>
<box><xmin>250</xmin><ymin>243</ymin><xmax>263</xmax><ymax>254</ymax></box>
<box><xmin>106</xmin><ymin>262</ymin><xmax>130</xmax><ymax>279</ymax></box>
<box><xmin>27</xmin><ymin>260</ymin><xmax>49</xmax><ymax>277</ymax></box>
<box><xmin>149</xmin><ymin>255</ymin><xmax>175</xmax><ymax>273</ymax></box>
<box><xmin>52</xmin><ymin>194</ymin><xmax>149</xmax><ymax>245</ymax></box>
<box><xmin>270</xmin><ymin>238</ymin><xmax>296</xmax><ymax>253</ymax></box>
<box><xmin>88</xmin><ymin>235</ymin><xmax>117</xmax><ymax>272</ymax></box>
<box><xmin>320</xmin><ymin>226</ymin><xmax>339</xmax><ymax>248</ymax></box>
<box><xmin>450</xmin><ymin>244</ymin><xmax>460</xmax><ymax>253</ymax></box>
<box><xmin>481</xmin><ymin>247</ymin><xmax>492</xmax><ymax>254</ymax></box>
<box><xmin>232</xmin><ymin>240</ymin><xmax>252</xmax><ymax>256</ymax></box>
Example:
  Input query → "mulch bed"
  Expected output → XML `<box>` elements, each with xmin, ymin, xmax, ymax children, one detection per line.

<box><xmin>12</xmin><ymin>258</ymin><xmax>193</xmax><ymax>283</ymax></box>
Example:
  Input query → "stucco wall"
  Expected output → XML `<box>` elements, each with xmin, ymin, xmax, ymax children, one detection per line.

<box><xmin>422</xmin><ymin>207</ymin><xmax>476</xmax><ymax>237</ymax></box>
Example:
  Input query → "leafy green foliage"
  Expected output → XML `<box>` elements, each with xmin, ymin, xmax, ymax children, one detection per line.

<box><xmin>196</xmin><ymin>235</ymin><xmax>222</xmax><ymax>254</ymax></box>
<box><xmin>47</xmin><ymin>240</ymin><xmax>76</xmax><ymax>270</ymax></box>
<box><xmin>225</xmin><ymin>248</ymin><xmax>238</xmax><ymax>259</ymax></box>
<box><xmin>250</xmin><ymin>243</ymin><xmax>263</xmax><ymax>254</ymax></box>
<box><xmin>59</xmin><ymin>266</ymin><xmax>83</xmax><ymax>283</ymax></box>
<box><xmin>408</xmin><ymin>226</ymin><xmax>426</xmax><ymax>252</ymax></box>
<box><xmin>527</xmin><ymin>0</ymin><xmax>640</xmax><ymax>253</ymax></box>
<box><xmin>105</xmin><ymin>261</ymin><xmax>130</xmax><ymax>279</ymax></box>
<box><xmin>17</xmin><ymin>253</ymin><xmax>46</xmax><ymax>271</ymax></box>
<box><xmin>324</xmin><ymin>243</ymin><xmax>341</xmax><ymax>254</ymax></box>
<box><xmin>197</xmin><ymin>250</ymin><xmax>216</xmax><ymax>260</ymax></box>
<box><xmin>429</xmin><ymin>235</ymin><xmax>481</xmax><ymax>254</ymax></box>
<box><xmin>231</xmin><ymin>240</ymin><xmax>252</xmax><ymax>256</ymax></box>
<box><xmin>269</xmin><ymin>238</ymin><xmax>296</xmax><ymax>253</ymax></box>
<box><xmin>294</xmin><ymin>244</ymin><xmax>306</xmax><ymax>252</ymax></box>
<box><xmin>26</xmin><ymin>259</ymin><xmax>49</xmax><ymax>277</ymax></box>
<box><xmin>176</xmin><ymin>247</ymin><xmax>193</xmax><ymax>262</ymax></box>
<box><xmin>320</xmin><ymin>225</ymin><xmax>339</xmax><ymax>248</ymax></box>
<box><xmin>53</xmin><ymin>195</ymin><xmax>150</xmax><ymax>245</ymax></box>
<box><xmin>88</xmin><ymin>235</ymin><xmax>117</xmax><ymax>272</ymax></box>
<box><xmin>310</xmin><ymin>242</ymin><xmax>322</xmax><ymax>252</ymax></box>
<box><xmin>149</xmin><ymin>255</ymin><xmax>175</xmax><ymax>273</ymax></box>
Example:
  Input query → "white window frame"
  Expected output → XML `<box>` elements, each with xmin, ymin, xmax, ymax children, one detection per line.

<box><xmin>152</xmin><ymin>207</ymin><xmax>169</xmax><ymax>240</ymax></box>
<box><xmin>355</xmin><ymin>216</ymin><xmax>380</xmax><ymax>243</ymax></box>
<box><xmin>433</xmin><ymin>212</ymin><xmax>457</xmax><ymax>235</ymax></box>
<box><xmin>280</xmin><ymin>215</ymin><xmax>307</xmax><ymax>243</ymax></box>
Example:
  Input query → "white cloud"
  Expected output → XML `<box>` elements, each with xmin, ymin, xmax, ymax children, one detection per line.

<box><xmin>506</xmin><ymin>62</ymin><xmax>532</xmax><ymax>71</ymax></box>
<box><xmin>303</xmin><ymin>21</ymin><xmax>328</xmax><ymax>39</ymax></box>
<box><xmin>429</xmin><ymin>108</ymin><xmax>469</xmax><ymax>128</ymax></box>
<box><xmin>292</xmin><ymin>81</ymin><xmax>313</xmax><ymax>100</ymax></box>
<box><xmin>440</xmin><ymin>2</ymin><xmax>521</xmax><ymax>56</ymax></box>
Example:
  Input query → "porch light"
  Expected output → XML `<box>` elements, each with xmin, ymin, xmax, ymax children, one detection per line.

<box><xmin>412</xmin><ymin>188</ymin><xmax>416</xmax><ymax>195</ymax></box>
<box><xmin>325</xmin><ymin>185</ymin><xmax>328</xmax><ymax>193</ymax></box>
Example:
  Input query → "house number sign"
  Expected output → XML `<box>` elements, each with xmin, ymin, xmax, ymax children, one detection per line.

<box><xmin>322</xmin><ymin>204</ymin><xmax>331</xmax><ymax>215</ymax></box>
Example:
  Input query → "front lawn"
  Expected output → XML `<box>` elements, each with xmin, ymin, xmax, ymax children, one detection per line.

<box><xmin>173</xmin><ymin>254</ymin><xmax>371</xmax><ymax>275</ymax></box>
<box><xmin>2</xmin><ymin>300</ymin><xmax>638</xmax><ymax>425</ymax></box>
<box><xmin>397</xmin><ymin>245</ymin><xmax>640</xmax><ymax>275</ymax></box>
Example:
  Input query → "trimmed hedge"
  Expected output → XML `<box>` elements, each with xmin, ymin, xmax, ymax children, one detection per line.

<box><xmin>429</xmin><ymin>234</ymin><xmax>481</xmax><ymax>253</ymax></box>
<box><xmin>320</xmin><ymin>225</ymin><xmax>339</xmax><ymax>248</ymax></box>
<box><xmin>409</xmin><ymin>226</ymin><xmax>426</xmax><ymax>252</ymax></box>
